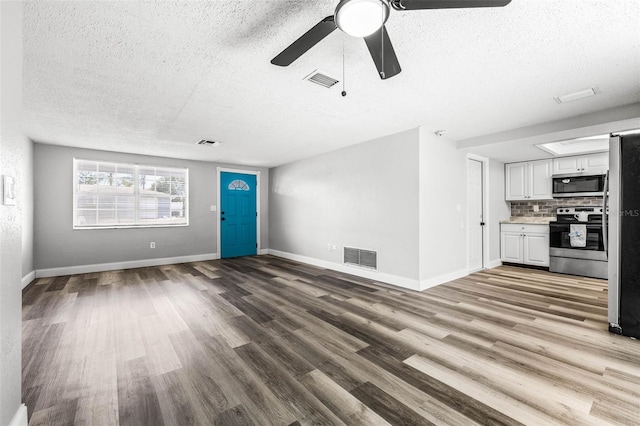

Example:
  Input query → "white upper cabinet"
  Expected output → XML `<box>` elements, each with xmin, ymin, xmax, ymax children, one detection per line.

<box><xmin>528</xmin><ymin>159</ymin><xmax>553</xmax><ymax>199</ymax></box>
<box><xmin>505</xmin><ymin>162</ymin><xmax>526</xmax><ymax>200</ymax></box>
<box><xmin>505</xmin><ymin>159</ymin><xmax>552</xmax><ymax>201</ymax></box>
<box><xmin>552</xmin><ymin>152</ymin><xmax>609</xmax><ymax>175</ymax></box>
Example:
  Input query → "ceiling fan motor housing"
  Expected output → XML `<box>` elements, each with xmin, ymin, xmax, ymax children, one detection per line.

<box><xmin>335</xmin><ymin>0</ymin><xmax>391</xmax><ymax>37</ymax></box>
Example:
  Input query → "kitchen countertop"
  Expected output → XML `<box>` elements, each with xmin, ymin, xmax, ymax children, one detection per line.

<box><xmin>500</xmin><ymin>217</ymin><xmax>556</xmax><ymax>225</ymax></box>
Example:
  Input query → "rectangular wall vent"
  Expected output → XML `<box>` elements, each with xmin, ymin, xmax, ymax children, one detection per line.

<box><xmin>303</xmin><ymin>70</ymin><xmax>339</xmax><ymax>89</ymax></box>
<box><xmin>344</xmin><ymin>247</ymin><xmax>377</xmax><ymax>270</ymax></box>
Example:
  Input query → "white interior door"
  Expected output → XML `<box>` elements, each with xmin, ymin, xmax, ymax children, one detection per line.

<box><xmin>468</xmin><ymin>159</ymin><xmax>484</xmax><ymax>272</ymax></box>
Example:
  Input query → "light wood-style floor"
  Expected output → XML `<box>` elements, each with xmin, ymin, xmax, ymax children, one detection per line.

<box><xmin>23</xmin><ymin>256</ymin><xmax>640</xmax><ymax>425</ymax></box>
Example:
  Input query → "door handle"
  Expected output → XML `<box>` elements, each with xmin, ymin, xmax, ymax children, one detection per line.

<box><xmin>221</xmin><ymin>211</ymin><xmax>225</xmax><ymax>215</ymax></box>
<box><xmin>480</xmin><ymin>222</ymin><xmax>485</xmax><ymax>226</ymax></box>
<box><xmin>221</xmin><ymin>218</ymin><xmax>225</xmax><ymax>221</ymax></box>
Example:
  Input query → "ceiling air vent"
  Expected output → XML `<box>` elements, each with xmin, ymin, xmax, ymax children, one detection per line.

<box><xmin>304</xmin><ymin>70</ymin><xmax>339</xmax><ymax>89</ymax></box>
<box><xmin>197</xmin><ymin>139</ymin><xmax>223</xmax><ymax>147</ymax></box>
<box><xmin>554</xmin><ymin>86</ymin><xmax>600</xmax><ymax>104</ymax></box>
<box><xmin>344</xmin><ymin>247</ymin><xmax>377</xmax><ymax>270</ymax></box>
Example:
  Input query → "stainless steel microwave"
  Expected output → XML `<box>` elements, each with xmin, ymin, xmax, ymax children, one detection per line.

<box><xmin>552</xmin><ymin>173</ymin><xmax>606</xmax><ymax>198</ymax></box>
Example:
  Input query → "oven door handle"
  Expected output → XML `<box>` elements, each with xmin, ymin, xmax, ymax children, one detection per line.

<box><xmin>549</xmin><ymin>224</ymin><xmax>603</xmax><ymax>229</ymax></box>
<box><xmin>603</xmin><ymin>171</ymin><xmax>609</xmax><ymax>258</ymax></box>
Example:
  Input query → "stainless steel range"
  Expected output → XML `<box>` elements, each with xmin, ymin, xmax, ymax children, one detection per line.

<box><xmin>549</xmin><ymin>206</ymin><xmax>607</xmax><ymax>279</ymax></box>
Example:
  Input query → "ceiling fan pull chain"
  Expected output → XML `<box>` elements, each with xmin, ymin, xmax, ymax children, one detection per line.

<box><xmin>342</xmin><ymin>34</ymin><xmax>347</xmax><ymax>97</ymax></box>
<box><xmin>380</xmin><ymin>2</ymin><xmax>385</xmax><ymax>79</ymax></box>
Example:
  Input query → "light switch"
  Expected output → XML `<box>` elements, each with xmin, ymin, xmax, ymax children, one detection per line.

<box><xmin>456</xmin><ymin>204</ymin><xmax>462</xmax><ymax>213</ymax></box>
<box><xmin>210</xmin><ymin>205</ymin><xmax>217</xmax><ymax>212</ymax></box>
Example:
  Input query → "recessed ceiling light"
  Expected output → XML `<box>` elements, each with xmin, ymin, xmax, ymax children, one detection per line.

<box><xmin>536</xmin><ymin>134</ymin><xmax>609</xmax><ymax>156</ymax></box>
<box><xmin>554</xmin><ymin>86</ymin><xmax>600</xmax><ymax>104</ymax></box>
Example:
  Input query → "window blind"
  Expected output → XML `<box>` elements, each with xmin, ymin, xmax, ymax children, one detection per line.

<box><xmin>74</xmin><ymin>159</ymin><xmax>188</xmax><ymax>229</ymax></box>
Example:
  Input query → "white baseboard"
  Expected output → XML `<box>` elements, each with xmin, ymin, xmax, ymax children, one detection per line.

<box><xmin>487</xmin><ymin>259</ymin><xmax>503</xmax><ymax>269</ymax></box>
<box><xmin>9</xmin><ymin>404</ymin><xmax>27</xmax><ymax>426</ymax></box>
<box><xmin>268</xmin><ymin>249</ymin><xmax>422</xmax><ymax>291</ymax></box>
<box><xmin>22</xmin><ymin>270</ymin><xmax>36</xmax><ymax>289</ymax></box>
<box><xmin>258</xmin><ymin>248</ymin><xmax>269</xmax><ymax>255</ymax></box>
<box><xmin>35</xmin><ymin>253</ymin><xmax>220</xmax><ymax>278</ymax></box>
<box><xmin>419</xmin><ymin>268</ymin><xmax>469</xmax><ymax>291</ymax></box>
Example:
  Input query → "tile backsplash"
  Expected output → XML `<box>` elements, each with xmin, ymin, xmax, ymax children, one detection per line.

<box><xmin>510</xmin><ymin>196</ymin><xmax>604</xmax><ymax>217</ymax></box>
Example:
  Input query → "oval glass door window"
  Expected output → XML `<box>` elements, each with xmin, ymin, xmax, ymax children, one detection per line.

<box><xmin>228</xmin><ymin>179</ymin><xmax>250</xmax><ymax>191</ymax></box>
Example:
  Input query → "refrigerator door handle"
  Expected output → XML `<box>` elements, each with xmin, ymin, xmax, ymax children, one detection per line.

<box><xmin>603</xmin><ymin>170</ymin><xmax>609</xmax><ymax>259</ymax></box>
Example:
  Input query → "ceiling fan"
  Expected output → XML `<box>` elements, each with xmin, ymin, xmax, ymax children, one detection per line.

<box><xmin>271</xmin><ymin>0</ymin><xmax>512</xmax><ymax>80</ymax></box>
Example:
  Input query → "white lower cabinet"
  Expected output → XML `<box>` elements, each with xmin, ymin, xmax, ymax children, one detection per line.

<box><xmin>501</xmin><ymin>223</ymin><xmax>549</xmax><ymax>267</ymax></box>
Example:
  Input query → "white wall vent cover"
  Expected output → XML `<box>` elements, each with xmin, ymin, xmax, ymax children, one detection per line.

<box><xmin>344</xmin><ymin>247</ymin><xmax>377</xmax><ymax>270</ymax></box>
<box><xmin>303</xmin><ymin>70</ymin><xmax>339</xmax><ymax>89</ymax></box>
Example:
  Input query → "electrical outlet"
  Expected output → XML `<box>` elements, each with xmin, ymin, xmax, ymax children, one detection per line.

<box><xmin>150</xmin><ymin>242</ymin><xmax>155</xmax><ymax>249</ymax></box>
<box><xmin>533</xmin><ymin>205</ymin><xmax>539</xmax><ymax>212</ymax></box>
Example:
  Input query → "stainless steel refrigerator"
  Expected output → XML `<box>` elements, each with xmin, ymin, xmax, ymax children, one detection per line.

<box><xmin>608</xmin><ymin>133</ymin><xmax>640</xmax><ymax>338</ymax></box>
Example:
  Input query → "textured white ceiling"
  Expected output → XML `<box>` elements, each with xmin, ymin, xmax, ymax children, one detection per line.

<box><xmin>23</xmin><ymin>0</ymin><xmax>640</xmax><ymax>167</ymax></box>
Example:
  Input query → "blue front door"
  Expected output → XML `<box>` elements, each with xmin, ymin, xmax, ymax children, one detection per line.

<box><xmin>220</xmin><ymin>172</ymin><xmax>257</xmax><ymax>258</ymax></box>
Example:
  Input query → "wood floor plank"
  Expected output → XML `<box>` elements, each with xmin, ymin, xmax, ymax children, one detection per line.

<box><xmin>23</xmin><ymin>256</ymin><xmax>640</xmax><ymax>425</ymax></box>
<box><xmin>358</xmin><ymin>344</ymin><xmax>523</xmax><ymax>426</ymax></box>
<box><xmin>213</xmin><ymin>404</ymin><xmax>256</xmax><ymax>426</ymax></box>
<box><xmin>298</xmin><ymin>369</ymin><xmax>386</xmax><ymax>426</ymax></box>
<box><xmin>234</xmin><ymin>341</ymin><xmax>345</xmax><ymax>425</ymax></box>
<box><xmin>350</xmin><ymin>381</ymin><xmax>435</xmax><ymax>426</ymax></box>
<box><xmin>116</xmin><ymin>357</ymin><xmax>165</xmax><ymax>426</ymax></box>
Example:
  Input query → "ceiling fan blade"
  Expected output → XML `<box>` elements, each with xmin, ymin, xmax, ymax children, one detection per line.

<box><xmin>364</xmin><ymin>25</ymin><xmax>401</xmax><ymax>80</ymax></box>
<box><xmin>271</xmin><ymin>16</ymin><xmax>337</xmax><ymax>66</ymax></box>
<box><xmin>391</xmin><ymin>0</ymin><xmax>511</xmax><ymax>10</ymax></box>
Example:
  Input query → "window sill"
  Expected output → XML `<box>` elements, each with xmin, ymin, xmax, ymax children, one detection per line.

<box><xmin>73</xmin><ymin>223</ymin><xmax>189</xmax><ymax>230</ymax></box>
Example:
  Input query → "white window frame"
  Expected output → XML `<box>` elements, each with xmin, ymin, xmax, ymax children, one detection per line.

<box><xmin>73</xmin><ymin>158</ymin><xmax>189</xmax><ymax>230</ymax></box>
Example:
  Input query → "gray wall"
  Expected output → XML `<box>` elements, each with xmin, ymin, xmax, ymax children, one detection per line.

<box><xmin>269</xmin><ymin>128</ymin><xmax>420</xmax><ymax>281</ymax></box>
<box><xmin>1</xmin><ymin>1</ymin><xmax>26</xmax><ymax>423</ymax></box>
<box><xmin>34</xmin><ymin>144</ymin><xmax>268</xmax><ymax>270</ymax></box>
<box><xmin>419</xmin><ymin>130</ymin><xmax>468</xmax><ymax>282</ymax></box>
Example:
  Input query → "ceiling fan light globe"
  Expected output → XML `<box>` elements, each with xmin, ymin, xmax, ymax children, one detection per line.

<box><xmin>335</xmin><ymin>0</ymin><xmax>390</xmax><ymax>38</ymax></box>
